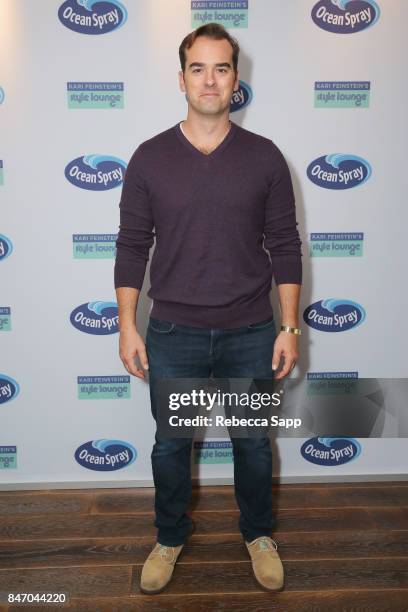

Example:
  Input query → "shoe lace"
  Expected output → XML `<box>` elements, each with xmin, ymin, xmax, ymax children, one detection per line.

<box><xmin>152</xmin><ymin>544</ymin><xmax>175</xmax><ymax>562</ymax></box>
<box><xmin>253</xmin><ymin>537</ymin><xmax>278</xmax><ymax>552</ymax></box>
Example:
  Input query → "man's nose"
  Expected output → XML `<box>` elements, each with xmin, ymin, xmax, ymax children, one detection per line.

<box><xmin>205</xmin><ymin>69</ymin><xmax>216</xmax><ymax>86</ymax></box>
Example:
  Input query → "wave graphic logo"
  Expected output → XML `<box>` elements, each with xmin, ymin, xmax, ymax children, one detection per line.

<box><xmin>0</xmin><ymin>87</ymin><xmax>4</xmax><ymax>104</ymax></box>
<box><xmin>58</xmin><ymin>0</ymin><xmax>127</xmax><ymax>35</ymax></box>
<box><xmin>307</xmin><ymin>153</ymin><xmax>371</xmax><ymax>190</ymax></box>
<box><xmin>70</xmin><ymin>301</ymin><xmax>119</xmax><ymax>335</ymax></box>
<box><xmin>303</xmin><ymin>299</ymin><xmax>366</xmax><ymax>332</ymax></box>
<box><xmin>301</xmin><ymin>437</ymin><xmax>361</xmax><ymax>465</ymax></box>
<box><xmin>311</xmin><ymin>0</ymin><xmax>380</xmax><ymax>33</ymax></box>
<box><xmin>230</xmin><ymin>81</ymin><xmax>252</xmax><ymax>113</ymax></box>
<box><xmin>0</xmin><ymin>234</ymin><xmax>13</xmax><ymax>261</ymax></box>
<box><xmin>75</xmin><ymin>439</ymin><xmax>137</xmax><ymax>471</ymax></box>
<box><xmin>0</xmin><ymin>374</ymin><xmax>20</xmax><ymax>405</ymax></box>
<box><xmin>65</xmin><ymin>154</ymin><xmax>126</xmax><ymax>191</ymax></box>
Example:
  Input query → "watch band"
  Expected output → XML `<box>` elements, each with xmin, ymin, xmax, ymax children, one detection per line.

<box><xmin>280</xmin><ymin>325</ymin><xmax>302</xmax><ymax>335</ymax></box>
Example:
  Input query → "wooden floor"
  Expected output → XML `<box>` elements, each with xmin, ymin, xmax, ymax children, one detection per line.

<box><xmin>0</xmin><ymin>482</ymin><xmax>407</xmax><ymax>611</ymax></box>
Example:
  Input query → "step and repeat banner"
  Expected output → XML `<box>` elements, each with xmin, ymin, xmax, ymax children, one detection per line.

<box><xmin>1</xmin><ymin>0</ymin><xmax>407</xmax><ymax>488</ymax></box>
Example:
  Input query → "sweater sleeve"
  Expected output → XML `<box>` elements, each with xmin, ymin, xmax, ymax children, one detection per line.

<box><xmin>263</xmin><ymin>147</ymin><xmax>302</xmax><ymax>285</ymax></box>
<box><xmin>114</xmin><ymin>146</ymin><xmax>155</xmax><ymax>290</ymax></box>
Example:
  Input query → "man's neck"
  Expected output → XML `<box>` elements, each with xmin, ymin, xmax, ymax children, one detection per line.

<box><xmin>180</xmin><ymin>112</ymin><xmax>232</xmax><ymax>155</ymax></box>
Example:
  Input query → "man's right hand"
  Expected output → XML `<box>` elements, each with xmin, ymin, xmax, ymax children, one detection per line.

<box><xmin>119</xmin><ymin>327</ymin><xmax>149</xmax><ymax>379</ymax></box>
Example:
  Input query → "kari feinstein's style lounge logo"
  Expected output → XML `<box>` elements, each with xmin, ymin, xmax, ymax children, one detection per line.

<box><xmin>230</xmin><ymin>80</ymin><xmax>252</xmax><ymax>113</ymax></box>
<box><xmin>309</xmin><ymin>233</ymin><xmax>364</xmax><ymax>257</ymax></box>
<box><xmin>0</xmin><ymin>234</ymin><xmax>13</xmax><ymax>261</ymax></box>
<box><xmin>307</xmin><ymin>154</ymin><xmax>371</xmax><ymax>190</ymax></box>
<box><xmin>77</xmin><ymin>375</ymin><xmax>130</xmax><ymax>399</ymax></box>
<box><xmin>0</xmin><ymin>374</ymin><xmax>20</xmax><ymax>405</ymax></box>
<box><xmin>65</xmin><ymin>155</ymin><xmax>126</xmax><ymax>191</ymax></box>
<box><xmin>0</xmin><ymin>446</ymin><xmax>17</xmax><ymax>469</ymax></box>
<box><xmin>75</xmin><ymin>439</ymin><xmax>137</xmax><ymax>471</ymax></box>
<box><xmin>58</xmin><ymin>0</ymin><xmax>127</xmax><ymax>35</ymax></box>
<box><xmin>303</xmin><ymin>299</ymin><xmax>366</xmax><ymax>332</ymax></box>
<box><xmin>301</xmin><ymin>437</ymin><xmax>361</xmax><ymax>466</ymax></box>
<box><xmin>0</xmin><ymin>307</ymin><xmax>11</xmax><ymax>331</ymax></box>
<box><xmin>70</xmin><ymin>301</ymin><xmax>119</xmax><ymax>335</ymax></box>
<box><xmin>191</xmin><ymin>1</ymin><xmax>248</xmax><ymax>29</ymax></box>
<box><xmin>67</xmin><ymin>82</ymin><xmax>124</xmax><ymax>109</ymax></box>
<box><xmin>314</xmin><ymin>82</ymin><xmax>370</xmax><ymax>108</ymax></box>
<box><xmin>311</xmin><ymin>0</ymin><xmax>380</xmax><ymax>34</ymax></box>
<box><xmin>194</xmin><ymin>440</ymin><xmax>233</xmax><ymax>464</ymax></box>
<box><xmin>73</xmin><ymin>234</ymin><xmax>117</xmax><ymax>258</ymax></box>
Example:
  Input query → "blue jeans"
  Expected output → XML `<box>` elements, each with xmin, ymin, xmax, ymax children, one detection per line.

<box><xmin>146</xmin><ymin>315</ymin><xmax>277</xmax><ymax>546</ymax></box>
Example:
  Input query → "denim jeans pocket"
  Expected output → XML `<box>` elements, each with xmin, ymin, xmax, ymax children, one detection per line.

<box><xmin>148</xmin><ymin>317</ymin><xmax>175</xmax><ymax>334</ymax></box>
<box><xmin>247</xmin><ymin>316</ymin><xmax>275</xmax><ymax>330</ymax></box>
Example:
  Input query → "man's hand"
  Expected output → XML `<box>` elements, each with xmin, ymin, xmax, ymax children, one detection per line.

<box><xmin>272</xmin><ymin>331</ymin><xmax>298</xmax><ymax>380</ymax></box>
<box><xmin>119</xmin><ymin>326</ymin><xmax>149</xmax><ymax>379</ymax></box>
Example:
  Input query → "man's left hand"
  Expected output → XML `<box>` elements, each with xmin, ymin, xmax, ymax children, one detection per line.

<box><xmin>272</xmin><ymin>331</ymin><xmax>299</xmax><ymax>380</ymax></box>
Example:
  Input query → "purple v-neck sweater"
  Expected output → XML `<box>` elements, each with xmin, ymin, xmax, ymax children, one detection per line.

<box><xmin>114</xmin><ymin>122</ymin><xmax>302</xmax><ymax>329</ymax></box>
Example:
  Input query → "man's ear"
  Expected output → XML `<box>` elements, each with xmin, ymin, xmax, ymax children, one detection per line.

<box><xmin>179</xmin><ymin>70</ymin><xmax>186</xmax><ymax>93</ymax></box>
<box><xmin>233</xmin><ymin>70</ymin><xmax>240</xmax><ymax>91</ymax></box>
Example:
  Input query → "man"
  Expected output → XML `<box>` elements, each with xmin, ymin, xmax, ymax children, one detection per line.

<box><xmin>114</xmin><ymin>23</ymin><xmax>302</xmax><ymax>595</ymax></box>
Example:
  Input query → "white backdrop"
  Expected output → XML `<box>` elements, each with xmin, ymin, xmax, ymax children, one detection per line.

<box><xmin>1</xmin><ymin>0</ymin><xmax>407</xmax><ymax>489</ymax></box>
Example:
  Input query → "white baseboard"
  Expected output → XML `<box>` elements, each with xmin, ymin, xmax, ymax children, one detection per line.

<box><xmin>1</xmin><ymin>473</ymin><xmax>407</xmax><ymax>491</ymax></box>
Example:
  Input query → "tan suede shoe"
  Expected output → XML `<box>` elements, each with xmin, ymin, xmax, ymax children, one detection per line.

<box><xmin>245</xmin><ymin>536</ymin><xmax>284</xmax><ymax>592</ymax></box>
<box><xmin>140</xmin><ymin>543</ymin><xmax>184</xmax><ymax>594</ymax></box>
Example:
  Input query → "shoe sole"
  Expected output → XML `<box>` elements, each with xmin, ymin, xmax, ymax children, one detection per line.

<box><xmin>139</xmin><ymin>544</ymin><xmax>186</xmax><ymax>595</ymax></box>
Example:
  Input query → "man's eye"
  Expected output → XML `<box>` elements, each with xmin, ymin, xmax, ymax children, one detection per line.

<box><xmin>192</xmin><ymin>68</ymin><xmax>202</xmax><ymax>73</ymax></box>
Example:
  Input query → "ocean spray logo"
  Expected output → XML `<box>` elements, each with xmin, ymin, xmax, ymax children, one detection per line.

<box><xmin>67</xmin><ymin>82</ymin><xmax>124</xmax><ymax>109</ymax></box>
<box><xmin>0</xmin><ymin>160</ymin><xmax>3</xmax><ymax>185</ymax></box>
<box><xmin>75</xmin><ymin>439</ymin><xmax>136</xmax><ymax>471</ymax></box>
<box><xmin>0</xmin><ymin>307</ymin><xmax>11</xmax><ymax>331</ymax></box>
<box><xmin>70</xmin><ymin>301</ymin><xmax>119</xmax><ymax>335</ymax></box>
<box><xmin>311</xmin><ymin>0</ymin><xmax>380</xmax><ymax>34</ymax></box>
<box><xmin>0</xmin><ymin>87</ymin><xmax>4</xmax><ymax>104</ymax></box>
<box><xmin>230</xmin><ymin>80</ymin><xmax>252</xmax><ymax>113</ymax></box>
<box><xmin>0</xmin><ymin>446</ymin><xmax>17</xmax><ymax>469</ymax></box>
<box><xmin>310</xmin><ymin>233</ymin><xmax>364</xmax><ymax>257</ymax></box>
<box><xmin>0</xmin><ymin>234</ymin><xmax>13</xmax><ymax>261</ymax></box>
<box><xmin>307</xmin><ymin>154</ymin><xmax>371</xmax><ymax>190</ymax></box>
<box><xmin>65</xmin><ymin>155</ymin><xmax>126</xmax><ymax>191</ymax></box>
<box><xmin>73</xmin><ymin>234</ymin><xmax>117</xmax><ymax>259</ymax></box>
<box><xmin>315</xmin><ymin>81</ymin><xmax>370</xmax><ymax>108</ymax></box>
<box><xmin>301</xmin><ymin>437</ymin><xmax>361</xmax><ymax>466</ymax></box>
<box><xmin>0</xmin><ymin>374</ymin><xmax>20</xmax><ymax>405</ymax></box>
<box><xmin>303</xmin><ymin>299</ymin><xmax>366</xmax><ymax>332</ymax></box>
<box><xmin>191</xmin><ymin>1</ymin><xmax>248</xmax><ymax>29</ymax></box>
<box><xmin>194</xmin><ymin>440</ymin><xmax>233</xmax><ymax>464</ymax></box>
<box><xmin>58</xmin><ymin>0</ymin><xmax>127</xmax><ymax>35</ymax></box>
<box><xmin>77</xmin><ymin>375</ymin><xmax>130</xmax><ymax>399</ymax></box>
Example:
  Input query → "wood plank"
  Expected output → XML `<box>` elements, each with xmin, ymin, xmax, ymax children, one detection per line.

<box><xmin>0</xmin><ymin>493</ymin><xmax>93</xmax><ymax>516</ymax></box>
<box><xmin>0</xmin><ymin>507</ymin><xmax>382</xmax><ymax>541</ymax></box>
<box><xmin>368</xmin><ymin>507</ymin><xmax>408</xmax><ymax>530</ymax></box>
<box><xmin>128</xmin><ymin>558</ymin><xmax>408</xmax><ymax>594</ymax></box>
<box><xmin>1</xmin><ymin>482</ymin><xmax>407</xmax><ymax>516</ymax></box>
<box><xmin>1</xmin><ymin>530</ymin><xmax>408</xmax><ymax>570</ymax></box>
<box><xmin>6</xmin><ymin>590</ymin><xmax>408</xmax><ymax>612</ymax></box>
<box><xmin>0</xmin><ymin>566</ymin><xmax>130</xmax><ymax>598</ymax></box>
<box><xmin>91</xmin><ymin>483</ymin><xmax>408</xmax><ymax>514</ymax></box>
<box><xmin>1</xmin><ymin>558</ymin><xmax>407</xmax><ymax>601</ymax></box>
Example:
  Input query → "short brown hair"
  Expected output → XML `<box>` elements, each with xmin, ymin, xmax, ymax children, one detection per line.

<box><xmin>179</xmin><ymin>23</ymin><xmax>240</xmax><ymax>73</ymax></box>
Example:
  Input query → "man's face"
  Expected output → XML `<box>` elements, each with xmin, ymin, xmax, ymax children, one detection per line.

<box><xmin>179</xmin><ymin>36</ymin><xmax>239</xmax><ymax>117</ymax></box>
